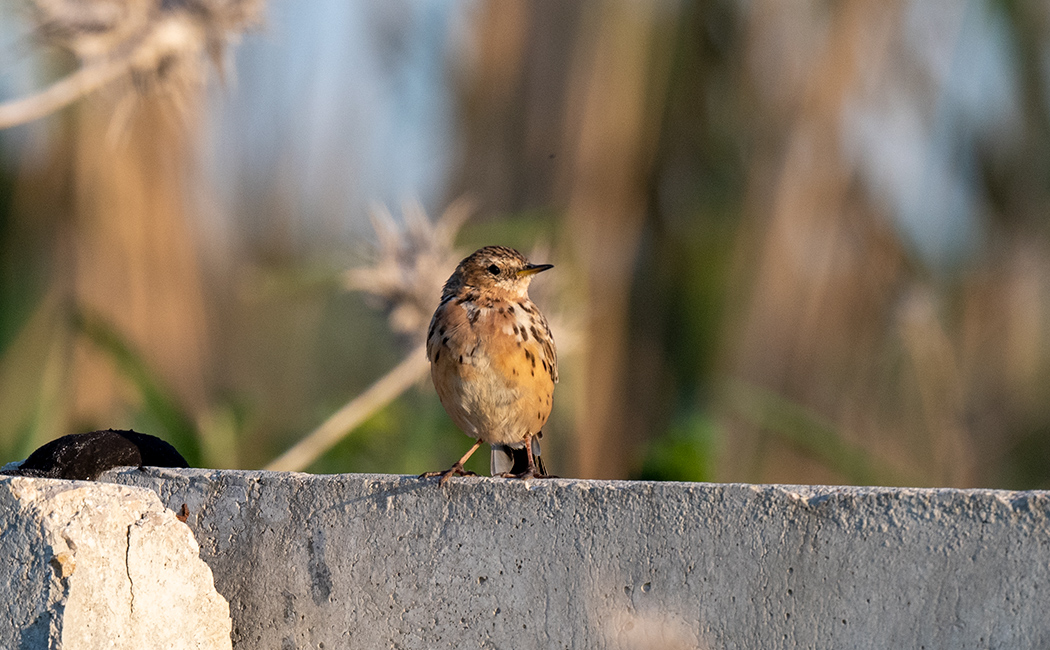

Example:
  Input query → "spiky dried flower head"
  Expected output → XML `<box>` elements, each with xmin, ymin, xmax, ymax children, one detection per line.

<box><xmin>32</xmin><ymin>0</ymin><xmax>260</xmax><ymax>59</ymax></box>
<box><xmin>345</xmin><ymin>199</ymin><xmax>473</xmax><ymax>340</ymax></box>
<box><xmin>31</xmin><ymin>0</ymin><xmax>154</xmax><ymax>59</ymax></box>
<box><xmin>22</xmin><ymin>0</ymin><xmax>261</xmax><ymax>122</ymax></box>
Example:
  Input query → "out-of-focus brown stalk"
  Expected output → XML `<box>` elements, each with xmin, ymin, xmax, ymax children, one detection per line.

<box><xmin>450</xmin><ymin>0</ymin><xmax>531</xmax><ymax>208</ymax></box>
<box><xmin>725</xmin><ymin>0</ymin><xmax>902</xmax><ymax>483</ymax></box>
<box><xmin>70</xmin><ymin>94</ymin><xmax>212</xmax><ymax>424</ymax></box>
<box><xmin>562</xmin><ymin>1</ymin><xmax>673</xmax><ymax>479</ymax></box>
<box><xmin>897</xmin><ymin>289</ymin><xmax>972</xmax><ymax>486</ymax></box>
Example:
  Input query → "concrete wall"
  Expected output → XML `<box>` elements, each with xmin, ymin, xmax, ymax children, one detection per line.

<box><xmin>94</xmin><ymin>469</ymin><xmax>1050</xmax><ymax>649</ymax></box>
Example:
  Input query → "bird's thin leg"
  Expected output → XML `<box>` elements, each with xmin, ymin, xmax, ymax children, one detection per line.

<box><xmin>420</xmin><ymin>439</ymin><xmax>483</xmax><ymax>484</ymax></box>
<box><xmin>497</xmin><ymin>433</ymin><xmax>554</xmax><ymax>480</ymax></box>
<box><xmin>523</xmin><ymin>434</ymin><xmax>540</xmax><ymax>477</ymax></box>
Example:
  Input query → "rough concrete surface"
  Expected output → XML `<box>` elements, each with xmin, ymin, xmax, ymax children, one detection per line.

<box><xmin>0</xmin><ymin>476</ymin><xmax>232</xmax><ymax>649</ymax></box>
<box><xmin>97</xmin><ymin>469</ymin><xmax>1050</xmax><ymax>650</ymax></box>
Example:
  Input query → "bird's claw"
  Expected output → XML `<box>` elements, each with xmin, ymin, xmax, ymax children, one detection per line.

<box><xmin>495</xmin><ymin>468</ymin><xmax>557</xmax><ymax>481</ymax></box>
<box><xmin>419</xmin><ymin>463</ymin><xmax>477</xmax><ymax>484</ymax></box>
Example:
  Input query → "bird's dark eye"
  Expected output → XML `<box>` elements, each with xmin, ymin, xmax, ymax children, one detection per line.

<box><xmin>487</xmin><ymin>264</ymin><xmax>500</xmax><ymax>276</ymax></box>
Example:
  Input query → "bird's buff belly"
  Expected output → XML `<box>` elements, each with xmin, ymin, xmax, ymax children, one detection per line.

<box><xmin>431</xmin><ymin>356</ymin><xmax>551</xmax><ymax>446</ymax></box>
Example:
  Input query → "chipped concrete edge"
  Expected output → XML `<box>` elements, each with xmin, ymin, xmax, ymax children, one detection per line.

<box><xmin>0</xmin><ymin>475</ymin><xmax>232</xmax><ymax>650</ymax></box>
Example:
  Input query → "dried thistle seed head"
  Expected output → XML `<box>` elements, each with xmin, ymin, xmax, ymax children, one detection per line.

<box><xmin>172</xmin><ymin>0</ymin><xmax>262</xmax><ymax>70</ymax></box>
<box><xmin>25</xmin><ymin>0</ymin><xmax>261</xmax><ymax>122</ymax></box>
<box><xmin>345</xmin><ymin>200</ymin><xmax>472</xmax><ymax>339</ymax></box>
<box><xmin>30</xmin><ymin>0</ymin><xmax>262</xmax><ymax>59</ymax></box>
<box><xmin>31</xmin><ymin>0</ymin><xmax>157</xmax><ymax>60</ymax></box>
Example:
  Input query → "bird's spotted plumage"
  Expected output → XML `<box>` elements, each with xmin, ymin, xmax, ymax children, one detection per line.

<box><xmin>422</xmin><ymin>246</ymin><xmax>557</xmax><ymax>482</ymax></box>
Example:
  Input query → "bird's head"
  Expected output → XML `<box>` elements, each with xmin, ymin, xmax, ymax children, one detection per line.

<box><xmin>443</xmin><ymin>246</ymin><xmax>553</xmax><ymax>300</ymax></box>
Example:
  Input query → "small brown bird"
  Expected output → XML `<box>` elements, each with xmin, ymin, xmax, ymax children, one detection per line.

<box><xmin>421</xmin><ymin>245</ymin><xmax>557</xmax><ymax>483</ymax></box>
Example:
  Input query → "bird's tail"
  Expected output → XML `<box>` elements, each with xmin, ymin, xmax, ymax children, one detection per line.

<box><xmin>490</xmin><ymin>436</ymin><xmax>545</xmax><ymax>476</ymax></box>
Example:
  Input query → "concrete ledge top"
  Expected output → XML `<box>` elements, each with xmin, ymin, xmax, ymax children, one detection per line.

<box><xmin>102</xmin><ymin>466</ymin><xmax>1050</xmax><ymax>500</ymax></box>
<box><xmin>94</xmin><ymin>468</ymin><xmax>1050</xmax><ymax>650</ymax></box>
<box><xmin>103</xmin><ymin>468</ymin><xmax>1050</xmax><ymax>536</ymax></box>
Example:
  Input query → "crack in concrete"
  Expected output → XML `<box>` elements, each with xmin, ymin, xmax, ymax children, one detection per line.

<box><xmin>125</xmin><ymin>524</ymin><xmax>135</xmax><ymax>617</ymax></box>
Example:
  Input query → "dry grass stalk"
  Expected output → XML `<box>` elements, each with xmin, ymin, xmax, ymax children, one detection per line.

<box><xmin>264</xmin><ymin>345</ymin><xmax>428</xmax><ymax>472</ymax></box>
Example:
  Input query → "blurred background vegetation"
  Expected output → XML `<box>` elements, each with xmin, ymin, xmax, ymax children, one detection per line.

<box><xmin>2</xmin><ymin>0</ymin><xmax>1050</xmax><ymax>488</ymax></box>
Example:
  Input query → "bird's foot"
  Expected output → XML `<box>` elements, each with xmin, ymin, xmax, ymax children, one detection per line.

<box><xmin>419</xmin><ymin>462</ymin><xmax>477</xmax><ymax>485</ymax></box>
<box><xmin>496</xmin><ymin>468</ymin><xmax>558</xmax><ymax>481</ymax></box>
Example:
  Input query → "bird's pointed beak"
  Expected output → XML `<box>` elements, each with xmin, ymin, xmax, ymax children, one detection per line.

<box><xmin>517</xmin><ymin>263</ymin><xmax>553</xmax><ymax>277</ymax></box>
